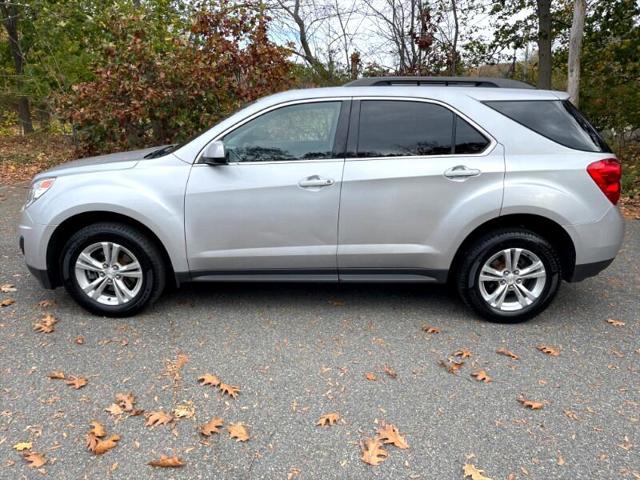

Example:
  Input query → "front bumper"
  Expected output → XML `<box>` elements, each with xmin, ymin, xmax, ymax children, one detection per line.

<box><xmin>19</xmin><ymin>208</ymin><xmax>57</xmax><ymax>289</ymax></box>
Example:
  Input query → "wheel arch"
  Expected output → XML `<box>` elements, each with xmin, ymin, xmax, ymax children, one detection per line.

<box><xmin>449</xmin><ymin>214</ymin><xmax>576</xmax><ymax>283</ymax></box>
<box><xmin>46</xmin><ymin>211</ymin><xmax>178</xmax><ymax>289</ymax></box>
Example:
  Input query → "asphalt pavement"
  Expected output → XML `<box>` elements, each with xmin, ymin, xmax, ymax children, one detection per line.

<box><xmin>1</xmin><ymin>183</ymin><xmax>638</xmax><ymax>479</ymax></box>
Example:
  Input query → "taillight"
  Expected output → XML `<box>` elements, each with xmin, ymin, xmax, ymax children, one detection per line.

<box><xmin>587</xmin><ymin>158</ymin><xmax>621</xmax><ymax>205</ymax></box>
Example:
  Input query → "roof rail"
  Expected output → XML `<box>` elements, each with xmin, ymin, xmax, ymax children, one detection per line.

<box><xmin>344</xmin><ymin>76</ymin><xmax>535</xmax><ymax>89</ymax></box>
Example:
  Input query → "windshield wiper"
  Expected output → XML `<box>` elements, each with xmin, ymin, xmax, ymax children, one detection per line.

<box><xmin>144</xmin><ymin>144</ymin><xmax>177</xmax><ymax>159</ymax></box>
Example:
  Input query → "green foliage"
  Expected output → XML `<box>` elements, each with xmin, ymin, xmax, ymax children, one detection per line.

<box><xmin>58</xmin><ymin>2</ymin><xmax>294</xmax><ymax>155</ymax></box>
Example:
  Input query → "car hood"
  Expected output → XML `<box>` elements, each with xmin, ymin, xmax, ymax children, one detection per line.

<box><xmin>36</xmin><ymin>146</ymin><xmax>168</xmax><ymax>179</ymax></box>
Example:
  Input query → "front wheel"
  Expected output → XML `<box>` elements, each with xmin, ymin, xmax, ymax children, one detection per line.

<box><xmin>456</xmin><ymin>229</ymin><xmax>561</xmax><ymax>323</ymax></box>
<box><xmin>61</xmin><ymin>222</ymin><xmax>166</xmax><ymax>317</ymax></box>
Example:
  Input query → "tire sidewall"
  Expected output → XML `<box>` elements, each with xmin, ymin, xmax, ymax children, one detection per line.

<box><xmin>462</xmin><ymin>232</ymin><xmax>561</xmax><ymax>323</ymax></box>
<box><xmin>62</xmin><ymin>228</ymin><xmax>156</xmax><ymax>316</ymax></box>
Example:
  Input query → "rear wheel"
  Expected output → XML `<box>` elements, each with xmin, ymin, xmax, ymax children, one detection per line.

<box><xmin>456</xmin><ymin>229</ymin><xmax>561</xmax><ymax>323</ymax></box>
<box><xmin>61</xmin><ymin>222</ymin><xmax>166</xmax><ymax>317</ymax></box>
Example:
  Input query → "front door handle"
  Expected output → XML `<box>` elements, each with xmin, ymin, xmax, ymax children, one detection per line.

<box><xmin>444</xmin><ymin>165</ymin><xmax>482</xmax><ymax>180</ymax></box>
<box><xmin>299</xmin><ymin>175</ymin><xmax>335</xmax><ymax>188</ymax></box>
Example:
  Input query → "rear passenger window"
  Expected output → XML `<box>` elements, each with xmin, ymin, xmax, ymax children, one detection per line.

<box><xmin>356</xmin><ymin>100</ymin><xmax>490</xmax><ymax>158</ymax></box>
<box><xmin>455</xmin><ymin>116</ymin><xmax>490</xmax><ymax>154</ymax></box>
<box><xmin>357</xmin><ymin>101</ymin><xmax>453</xmax><ymax>157</ymax></box>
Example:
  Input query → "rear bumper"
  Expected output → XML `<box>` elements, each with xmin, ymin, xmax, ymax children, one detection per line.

<box><xmin>569</xmin><ymin>258</ymin><xmax>614</xmax><ymax>282</ymax></box>
<box><xmin>566</xmin><ymin>206</ymin><xmax>624</xmax><ymax>268</ymax></box>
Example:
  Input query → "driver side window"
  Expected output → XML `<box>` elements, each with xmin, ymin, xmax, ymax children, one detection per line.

<box><xmin>223</xmin><ymin>101</ymin><xmax>342</xmax><ymax>162</ymax></box>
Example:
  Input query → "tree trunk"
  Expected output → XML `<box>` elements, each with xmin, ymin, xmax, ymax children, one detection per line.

<box><xmin>449</xmin><ymin>0</ymin><xmax>459</xmax><ymax>75</ymax></box>
<box><xmin>568</xmin><ymin>0</ymin><xmax>586</xmax><ymax>105</ymax></box>
<box><xmin>536</xmin><ymin>0</ymin><xmax>552</xmax><ymax>89</ymax></box>
<box><xmin>0</xmin><ymin>1</ymin><xmax>33</xmax><ymax>133</ymax></box>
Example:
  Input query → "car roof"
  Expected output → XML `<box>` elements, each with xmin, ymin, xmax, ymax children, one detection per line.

<box><xmin>259</xmin><ymin>86</ymin><xmax>569</xmax><ymax>105</ymax></box>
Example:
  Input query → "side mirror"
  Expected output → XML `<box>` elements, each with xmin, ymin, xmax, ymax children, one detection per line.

<box><xmin>202</xmin><ymin>141</ymin><xmax>227</xmax><ymax>165</ymax></box>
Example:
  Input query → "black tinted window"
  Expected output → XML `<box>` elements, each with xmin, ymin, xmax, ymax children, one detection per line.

<box><xmin>485</xmin><ymin>100</ymin><xmax>611</xmax><ymax>153</ymax></box>
<box><xmin>455</xmin><ymin>117</ymin><xmax>490</xmax><ymax>154</ymax></box>
<box><xmin>223</xmin><ymin>102</ymin><xmax>342</xmax><ymax>162</ymax></box>
<box><xmin>357</xmin><ymin>101</ymin><xmax>454</xmax><ymax>157</ymax></box>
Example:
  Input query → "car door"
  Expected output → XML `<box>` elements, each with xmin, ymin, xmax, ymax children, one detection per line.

<box><xmin>337</xmin><ymin>98</ymin><xmax>505</xmax><ymax>281</ymax></box>
<box><xmin>185</xmin><ymin>99</ymin><xmax>350</xmax><ymax>280</ymax></box>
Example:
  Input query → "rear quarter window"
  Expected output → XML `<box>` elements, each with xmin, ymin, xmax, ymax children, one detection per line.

<box><xmin>484</xmin><ymin>100</ymin><xmax>611</xmax><ymax>153</ymax></box>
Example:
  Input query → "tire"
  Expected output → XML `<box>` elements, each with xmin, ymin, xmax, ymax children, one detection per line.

<box><xmin>456</xmin><ymin>229</ymin><xmax>561</xmax><ymax>323</ymax></box>
<box><xmin>61</xmin><ymin>222</ymin><xmax>166</xmax><ymax>317</ymax></box>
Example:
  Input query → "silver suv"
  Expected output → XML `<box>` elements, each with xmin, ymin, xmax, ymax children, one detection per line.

<box><xmin>19</xmin><ymin>76</ymin><xmax>624</xmax><ymax>322</ymax></box>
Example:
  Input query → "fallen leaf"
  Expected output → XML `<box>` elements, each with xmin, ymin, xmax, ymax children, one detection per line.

<box><xmin>33</xmin><ymin>313</ymin><xmax>57</xmax><ymax>333</ymax></box>
<box><xmin>12</xmin><ymin>442</ymin><xmax>32</xmax><ymax>451</ymax></box>
<box><xmin>316</xmin><ymin>412</ymin><xmax>340</xmax><ymax>426</ymax></box>
<box><xmin>383</xmin><ymin>365</ymin><xmax>397</xmax><ymax>379</ymax></box>
<box><xmin>537</xmin><ymin>345</ymin><xmax>560</xmax><ymax>356</ymax></box>
<box><xmin>145</xmin><ymin>411</ymin><xmax>173</xmax><ymax>427</ymax></box>
<box><xmin>37</xmin><ymin>299</ymin><xmax>56</xmax><ymax>308</ymax></box>
<box><xmin>564</xmin><ymin>410</ymin><xmax>579</xmax><ymax>421</ymax></box>
<box><xmin>1</xmin><ymin>298</ymin><xmax>15</xmax><ymax>307</ymax></box>
<box><xmin>173</xmin><ymin>402</ymin><xmax>195</xmax><ymax>419</ymax></box>
<box><xmin>422</xmin><ymin>325</ymin><xmax>440</xmax><ymax>334</ymax></box>
<box><xmin>496</xmin><ymin>348</ymin><xmax>519</xmax><ymax>360</ymax></box>
<box><xmin>75</xmin><ymin>336</ymin><xmax>85</xmax><ymax>345</ymax></box>
<box><xmin>105</xmin><ymin>403</ymin><xmax>124</xmax><ymax>417</ymax></box>
<box><xmin>518</xmin><ymin>396</ymin><xmax>544</xmax><ymax>410</ymax></box>
<box><xmin>463</xmin><ymin>463</ymin><xmax>493</xmax><ymax>480</ymax></box>
<box><xmin>200</xmin><ymin>417</ymin><xmax>223</xmax><ymax>436</ymax></box>
<box><xmin>219</xmin><ymin>383</ymin><xmax>240</xmax><ymax>398</ymax></box>
<box><xmin>360</xmin><ymin>437</ymin><xmax>388</xmax><ymax>466</ymax></box>
<box><xmin>89</xmin><ymin>421</ymin><xmax>106</xmax><ymax>438</ymax></box>
<box><xmin>115</xmin><ymin>392</ymin><xmax>138</xmax><ymax>413</ymax></box>
<box><xmin>93</xmin><ymin>435</ymin><xmax>120</xmax><ymax>455</ymax></box>
<box><xmin>148</xmin><ymin>455</ymin><xmax>184</xmax><ymax>468</ymax></box>
<box><xmin>65</xmin><ymin>376</ymin><xmax>88</xmax><ymax>389</ymax></box>
<box><xmin>48</xmin><ymin>371</ymin><xmax>65</xmax><ymax>380</ymax></box>
<box><xmin>557</xmin><ymin>454</ymin><xmax>565</xmax><ymax>466</ymax></box>
<box><xmin>365</xmin><ymin>372</ymin><xmax>377</xmax><ymax>381</ymax></box>
<box><xmin>0</xmin><ymin>284</ymin><xmax>16</xmax><ymax>293</ymax></box>
<box><xmin>198</xmin><ymin>373</ymin><xmax>220</xmax><ymax>387</ymax></box>
<box><xmin>23</xmin><ymin>451</ymin><xmax>46</xmax><ymax>468</ymax></box>
<box><xmin>228</xmin><ymin>422</ymin><xmax>249</xmax><ymax>442</ymax></box>
<box><xmin>376</xmin><ymin>423</ymin><xmax>409</xmax><ymax>449</ymax></box>
<box><xmin>471</xmin><ymin>370</ymin><xmax>492</xmax><ymax>383</ymax></box>
<box><xmin>607</xmin><ymin>319</ymin><xmax>625</xmax><ymax>327</ymax></box>
<box><xmin>619</xmin><ymin>436</ymin><xmax>634</xmax><ymax>451</ymax></box>
<box><xmin>454</xmin><ymin>349</ymin><xmax>472</xmax><ymax>359</ymax></box>
<box><xmin>440</xmin><ymin>358</ymin><xmax>464</xmax><ymax>374</ymax></box>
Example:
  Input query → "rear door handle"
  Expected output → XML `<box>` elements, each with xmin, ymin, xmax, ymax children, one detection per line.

<box><xmin>299</xmin><ymin>176</ymin><xmax>335</xmax><ymax>188</ymax></box>
<box><xmin>444</xmin><ymin>165</ymin><xmax>482</xmax><ymax>180</ymax></box>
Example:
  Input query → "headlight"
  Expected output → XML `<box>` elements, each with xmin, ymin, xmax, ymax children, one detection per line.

<box><xmin>25</xmin><ymin>177</ymin><xmax>56</xmax><ymax>208</ymax></box>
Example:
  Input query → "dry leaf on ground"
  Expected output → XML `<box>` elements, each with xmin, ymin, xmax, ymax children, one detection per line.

<box><xmin>198</xmin><ymin>373</ymin><xmax>220</xmax><ymax>387</ymax></box>
<box><xmin>496</xmin><ymin>348</ymin><xmax>519</xmax><ymax>360</ymax></box>
<box><xmin>75</xmin><ymin>335</ymin><xmax>85</xmax><ymax>345</ymax></box>
<box><xmin>22</xmin><ymin>451</ymin><xmax>46</xmax><ymax>468</ymax></box>
<box><xmin>200</xmin><ymin>417</ymin><xmax>224</xmax><ymax>436</ymax></box>
<box><xmin>115</xmin><ymin>392</ymin><xmax>142</xmax><ymax>414</ymax></box>
<box><xmin>537</xmin><ymin>345</ymin><xmax>560</xmax><ymax>356</ymax></box>
<box><xmin>518</xmin><ymin>396</ymin><xmax>544</xmax><ymax>410</ymax></box>
<box><xmin>606</xmin><ymin>319</ymin><xmax>625</xmax><ymax>327</ymax></box>
<box><xmin>463</xmin><ymin>463</ymin><xmax>493</xmax><ymax>480</ymax></box>
<box><xmin>33</xmin><ymin>313</ymin><xmax>57</xmax><ymax>333</ymax></box>
<box><xmin>65</xmin><ymin>376</ymin><xmax>88</xmax><ymax>389</ymax></box>
<box><xmin>471</xmin><ymin>370</ymin><xmax>492</xmax><ymax>383</ymax></box>
<box><xmin>93</xmin><ymin>435</ymin><xmax>120</xmax><ymax>455</ymax></box>
<box><xmin>173</xmin><ymin>402</ymin><xmax>195</xmax><ymax>419</ymax></box>
<box><xmin>0</xmin><ymin>298</ymin><xmax>15</xmax><ymax>307</ymax></box>
<box><xmin>422</xmin><ymin>325</ymin><xmax>440</xmax><ymax>334</ymax></box>
<box><xmin>316</xmin><ymin>412</ymin><xmax>340</xmax><ymax>426</ymax></box>
<box><xmin>376</xmin><ymin>423</ymin><xmax>409</xmax><ymax>449</ymax></box>
<box><xmin>145</xmin><ymin>411</ymin><xmax>173</xmax><ymax>427</ymax></box>
<box><xmin>48</xmin><ymin>371</ymin><xmax>65</xmax><ymax>380</ymax></box>
<box><xmin>361</xmin><ymin>437</ymin><xmax>388</xmax><ymax>466</ymax></box>
<box><xmin>0</xmin><ymin>284</ymin><xmax>16</xmax><ymax>293</ymax></box>
<box><xmin>12</xmin><ymin>442</ymin><xmax>32</xmax><ymax>451</ymax></box>
<box><xmin>228</xmin><ymin>422</ymin><xmax>249</xmax><ymax>442</ymax></box>
<box><xmin>219</xmin><ymin>383</ymin><xmax>240</xmax><ymax>398</ymax></box>
<box><xmin>148</xmin><ymin>455</ymin><xmax>184</xmax><ymax>468</ymax></box>
<box><xmin>454</xmin><ymin>349</ymin><xmax>472</xmax><ymax>359</ymax></box>
<box><xmin>89</xmin><ymin>421</ymin><xmax>106</xmax><ymax>438</ymax></box>
<box><xmin>105</xmin><ymin>403</ymin><xmax>124</xmax><ymax>417</ymax></box>
<box><xmin>37</xmin><ymin>299</ymin><xmax>56</xmax><ymax>308</ymax></box>
<box><xmin>440</xmin><ymin>359</ymin><xmax>464</xmax><ymax>374</ymax></box>
<box><xmin>364</xmin><ymin>372</ymin><xmax>377</xmax><ymax>381</ymax></box>
<box><xmin>383</xmin><ymin>365</ymin><xmax>397</xmax><ymax>379</ymax></box>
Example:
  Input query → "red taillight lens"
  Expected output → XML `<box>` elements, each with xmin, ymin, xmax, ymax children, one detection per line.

<box><xmin>587</xmin><ymin>158</ymin><xmax>621</xmax><ymax>205</ymax></box>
